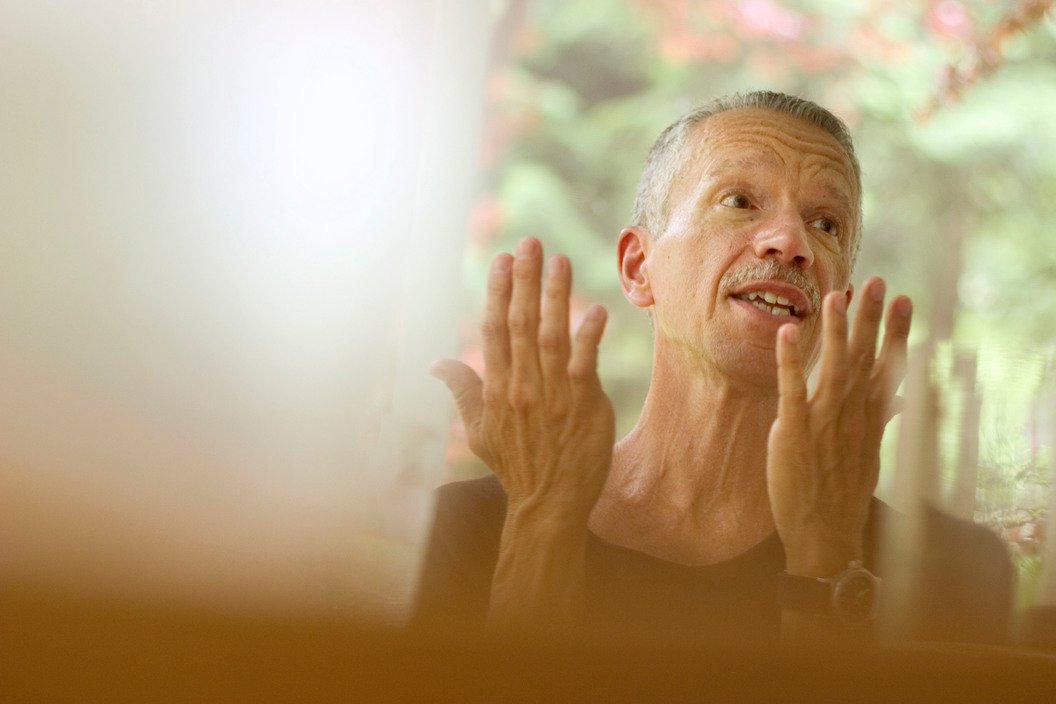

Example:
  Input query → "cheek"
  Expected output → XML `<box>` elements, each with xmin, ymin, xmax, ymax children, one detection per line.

<box><xmin>801</xmin><ymin>321</ymin><xmax>824</xmax><ymax>371</ymax></box>
<box><xmin>814</xmin><ymin>251</ymin><xmax>851</xmax><ymax>294</ymax></box>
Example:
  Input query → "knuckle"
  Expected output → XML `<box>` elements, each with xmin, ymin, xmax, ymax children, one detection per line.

<box><xmin>508</xmin><ymin>309</ymin><xmax>533</xmax><ymax>334</ymax></box>
<box><xmin>575</xmin><ymin>322</ymin><xmax>599</xmax><ymax>343</ymax></box>
<box><xmin>538</xmin><ymin>331</ymin><xmax>564</xmax><ymax>356</ymax></box>
<box><xmin>785</xmin><ymin>385</ymin><xmax>808</xmax><ymax>405</ymax></box>
<box><xmin>513</xmin><ymin>259</ymin><xmax>534</xmax><ymax>280</ymax></box>
<box><xmin>567</xmin><ymin>361</ymin><xmax>595</xmax><ymax>383</ymax></box>
<box><xmin>482</xmin><ymin>383</ymin><xmax>504</xmax><ymax>406</ymax></box>
<box><xmin>507</xmin><ymin>383</ymin><xmax>536</xmax><ymax>411</ymax></box>
<box><xmin>480</xmin><ymin>316</ymin><xmax>504</xmax><ymax>339</ymax></box>
<box><xmin>545</xmin><ymin>280</ymin><xmax>565</xmax><ymax>299</ymax></box>
<box><xmin>487</xmin><ymin>279</ymin><xmax>507</xmax><ymax>297</ymax></box>
<box><xmin>851</xmin><ymin>350</ymin><xmax>874</xmax><ymax>374</ymax></box>
<box><xmin>825</xmin><ymin>370</ymin><xmax>848</xmax><ymax>393</ymax></box>
<box><xmin>548</xmin><ymin>397</ymin><xmax>569</xmax><ymax>420</ymax></box>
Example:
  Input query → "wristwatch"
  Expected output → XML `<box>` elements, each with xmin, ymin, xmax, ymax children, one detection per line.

<box><xmin>777</xmin><ymin>560</ymin><xmax>880</xmax><ymax>626</ymax></box>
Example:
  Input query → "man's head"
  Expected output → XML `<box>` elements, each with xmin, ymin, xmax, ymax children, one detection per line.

<box><xmin>617</xmin><ymin>92</ymin><xmax>862</xmax><ymax>382</ymax></box>
<box><xmin>631</xmin><ymin>91</ymin><xmax>862</xmax><ymax>269</ymax></box>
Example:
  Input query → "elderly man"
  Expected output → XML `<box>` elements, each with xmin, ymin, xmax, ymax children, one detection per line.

<box><xmin>416</xmin><ymin>91</ymin><xmax>1011</xmax><ymax>644</ymax></box>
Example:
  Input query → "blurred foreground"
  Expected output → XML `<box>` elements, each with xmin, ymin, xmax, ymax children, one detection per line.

<box><xmin>4</xmin><ymin>582</ymin><xmax>1056</xmax><ymax>702</ymax></box>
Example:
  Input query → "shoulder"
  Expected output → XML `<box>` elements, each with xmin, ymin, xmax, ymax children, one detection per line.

<box><xmin>431</xmin><ymin>474</ymin><xmax>507</xmax><ymax>540</ymax></box>
<box><xmin>435</xmin><ymin>473</ymin><xmax>506</xmax><ymax>511</ymax></box>
<box><xmin>865</xmin><ymin>498</ymin><xmax>1009</xmax><ymax>575</ymax></box>
<box><xmin>865</xmin><ymin>498</ymin><xmax>1013</xmax><ymax>644</ymax></box>
<box><xmin>409</xmin><ymin>475</ymin><xmax>506</xmax><ymax>630</ymax></box>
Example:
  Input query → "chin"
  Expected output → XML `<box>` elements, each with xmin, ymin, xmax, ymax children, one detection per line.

<box><xmin>701</xmin><ymin>337</ymin><xmax>783</xmax><ymax>390</ymax></box>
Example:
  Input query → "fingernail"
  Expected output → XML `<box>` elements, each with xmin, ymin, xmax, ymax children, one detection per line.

<box><xmin>782</xmin><ymin>324</ymin><xmax>799</xmax><ymax>343</ymax></box>
<box><xmin>871</xmin><ymin>279</ymin><xmax>886</xmax><ymax>302</ymax></box>
<box><xmin>492</xmin><ymin>254</ymin><xmax>511</xmax><ymax>272</ymax></box>
<box><xmin>586</xmin><ymin>304</ymin><xmax>605</xmax><ymax>321</ymax></box>
<box><xmin>549</xmin><ymin>255</ymin><xmax>565</xmax><ymax>274</ymax></box>
<box><xmin>517</xmin><ymin>237</ymin><xmax>539</xmax><ymax>256</ymax></box>
<box><xmin>896</xmin><ymin>297</ymin><xmax>912</xmax><ymax>316</ymax></box>
<box><xmin>832</xmin><ymin>293</ymin><xmax>846</xmax><ymax>314</ymax></box>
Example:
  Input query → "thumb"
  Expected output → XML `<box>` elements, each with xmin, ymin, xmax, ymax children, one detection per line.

<box><xmin>429</xmin><ymin>358</ymin><xmax>483</xmax><ymax>429</ymax></box>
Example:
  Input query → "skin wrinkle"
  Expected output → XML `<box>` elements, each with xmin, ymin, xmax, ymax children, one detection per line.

<box><xmin>640</xmin><ymin>106</ymin><xmax>865</xmax><ymax>272</ymax></box>
<box><xmin>591</xmin><ymin>108</ymin><xmax>861</xmax><ymax>565</ymax></box>
<box><xmin>732</xmin><ymin>123</ymin><xmax>852</xmax><ymax>164</ymax></box>
<box><xmin>691</xmin><ymin>119</ymin><xmax>860</xmax><ymax>237</ymax></box>
<box><xmin>681</xmin><ymin>149</ymin><xmax>856</xmax><ymax>242</ymax></box>
<box><xmin>607</xmin><ymin>402</ymin><xmax>771</xmax><ymax>545</ymax></box>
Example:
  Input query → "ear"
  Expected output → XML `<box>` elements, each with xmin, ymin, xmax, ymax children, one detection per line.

<box><xmin>844</xmin><ymin>284</ymin><xmax>854</xmax><ymax>309</ymax></box>
<box><xmin>617</xmin><ymin>226</ymin><xmax>654</xmax><ymax>309</ymax></box>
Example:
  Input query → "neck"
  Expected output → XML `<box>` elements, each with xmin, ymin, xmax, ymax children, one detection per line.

<box><xmin>589</xmin><ymin>342</ymin><xmax>780</xmax><ymax>565</ymax></box>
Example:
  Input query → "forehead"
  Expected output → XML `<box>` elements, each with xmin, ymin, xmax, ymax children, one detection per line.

<box><xmin>688</xmin><ymin>108</ymin><xmax>858</xmax><ymax>203</ymax></box>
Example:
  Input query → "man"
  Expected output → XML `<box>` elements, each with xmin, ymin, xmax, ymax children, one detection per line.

<box><xmin>416</xmin><ymin>91</ymin><xmax>1011</xmax><ymax>644</ymax></box>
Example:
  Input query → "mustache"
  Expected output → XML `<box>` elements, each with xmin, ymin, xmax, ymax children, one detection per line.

<box><xmin>719</xmin><ymin>260</ymin><xmax>821</xmax><ymax>313</ymax></box>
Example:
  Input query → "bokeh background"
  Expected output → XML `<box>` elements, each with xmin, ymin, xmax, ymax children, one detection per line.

<box><xmin>1</xmin><ymin>0</ymin><xmax>1054</xmax><ymax>627</ymax></box>
<box><xmin>447</xmin><ymin>0</ymin><xmax>1056</xmax><ymax>615</ymax></box>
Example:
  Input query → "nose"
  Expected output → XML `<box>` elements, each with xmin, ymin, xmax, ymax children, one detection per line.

<box><xmin>752</xmin><ymin>212</ymin><xmax>815</xmax><ymax>269</ymax></box>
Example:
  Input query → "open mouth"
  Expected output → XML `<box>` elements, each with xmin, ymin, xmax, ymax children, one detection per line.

<box><xmin>733</xmin><ymin>291</ymin><xmax>801</xmax><ymax>318</ymax></box>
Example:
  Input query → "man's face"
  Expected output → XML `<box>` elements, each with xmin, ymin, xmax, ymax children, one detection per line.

<box><xmin>646</xmin><ymin>107</ymin><xmax>859</xmax><ymax>384</ymax></box>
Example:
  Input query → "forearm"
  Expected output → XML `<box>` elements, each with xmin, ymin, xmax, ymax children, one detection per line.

<box><xmin>486</xmin><ymin>501</ymin><xmax>590</xmax><ymax>632</ymax></box>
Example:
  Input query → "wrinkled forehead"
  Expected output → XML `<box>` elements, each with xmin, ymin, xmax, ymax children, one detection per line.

<box><xmin>687</xmin><ymin>108</ymin><xmax>860</xmax><ymax>204</ymax></box>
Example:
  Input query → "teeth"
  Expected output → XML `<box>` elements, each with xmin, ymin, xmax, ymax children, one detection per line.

<box><xmin>741</xmin><ymin>290</ymin><xmax>799</xmax><ymax>317</ymax></box>
<box><xmin>749</xmin><ymin>299</ymin><xmax>790</xmax><ymax>316</ymax></box>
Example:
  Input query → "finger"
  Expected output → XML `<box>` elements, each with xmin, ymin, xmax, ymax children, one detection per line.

<box><xmin>775</xmin><ymin>323</ymin><xmax>808</xmax><ymax>425</ymax></box>
<box><xmin>429</xmin><ymin>358</ymin><xmax>484</xmax><ymax>431</ymax></box>
<box><xmin>508</xmin><ymin>237</ymin><xmax>543</xmax><ymax>385</ymax></box>
<box><xmin>848</xmin><ymin>277</ymin><xmax>885</xmax><ymax>378</ymax></box>
<box><xmin>873</xmin><ymin>295</ymin><xmax>913</xmax><ymax>405</ymax></box>
<box><xmin>568</xmin><ymin>305</ymin><xmax>607</xmax><ymax>396</ymax></box>
<box><xmin>813</xmin><ymin>290</ymin><xmax>850</xmax><ymax>407</ymax></box>
<box><xmin>538</xmin><ymin>254</ymin><xmax>572</xmax><ymax>385</ymax></box>
<box><xmin>481</xmin><ymin>253</ymin><xmax>514</xmax><ymax>383</ymax></box>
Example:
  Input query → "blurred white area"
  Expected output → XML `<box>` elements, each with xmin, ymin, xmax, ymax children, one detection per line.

<box><xmin>0</xmin><ymin>0</ymin><xmax>487</xmax><ymax>620</ymax></box>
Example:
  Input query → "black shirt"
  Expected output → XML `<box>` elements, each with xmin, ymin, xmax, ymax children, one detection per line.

<box><xmin>412</xmin><ymin>474</ymin><xmax>1013</xmax><ymax>645</ymax></box>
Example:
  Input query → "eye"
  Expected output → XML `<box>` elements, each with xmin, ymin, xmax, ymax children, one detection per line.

<box><xmin>720</xmin><ymin>193</ymin><xmax>752</xmax><ymax>209</ymax></box>
<box><xmin>809</xmin><ymin>217</ymin><xmax>838</xmax><ymax>236</ymax></box>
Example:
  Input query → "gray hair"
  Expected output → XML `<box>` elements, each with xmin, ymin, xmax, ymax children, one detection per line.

<box><xmin>630</xmin><ymin>91</ymin><xmax>863</xmax><ymax>267</ymax></box>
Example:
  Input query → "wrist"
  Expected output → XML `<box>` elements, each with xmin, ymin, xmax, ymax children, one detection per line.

<box><xmin>507</xmin><ymin>489</ymin><xmax>595</xmax><ymax>533</ymax></box>
<box><xmin>502</xmin><ymin>499</ymin><xmax>590</xmax><ymax>550</ymax></box>
<box><xmin>784</xmin><ymin>538</ymin><xmax>862</xmax><ymax>578</ymax></box>
<box><xmin>489</xmin><ymin>497</ymin><xmax>591</xmax><ymax>630</ymax></box>
<box><xmin>779</xmin><ymin>560</ymin><xmax>881</xmax><ymax>630</ymax></box>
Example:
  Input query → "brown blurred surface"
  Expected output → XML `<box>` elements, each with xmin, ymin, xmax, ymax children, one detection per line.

<box><xmin>4</xmin><ymin>582</ymin><xmax>1056</xmax><ymax>703</ymax></box>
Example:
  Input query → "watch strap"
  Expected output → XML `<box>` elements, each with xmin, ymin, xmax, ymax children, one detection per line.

<box><xmin>777</xmin><ymin>571</ymin><xmax>835</xmax><ymax>614</ymax></box>
<box><xmin>777</xmin><ymin>560</ymin><xmax>880</xmax><ymax>625</ymax></box>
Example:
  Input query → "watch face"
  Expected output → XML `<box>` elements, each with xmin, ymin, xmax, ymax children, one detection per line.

<box><xmin>833</xmin><ymin>571</ymin><xmax>879</xmax><ymax>625</ymax></box>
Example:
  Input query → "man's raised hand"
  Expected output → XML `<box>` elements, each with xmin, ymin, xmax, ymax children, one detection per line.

<box><xmin>431</xmin><ymin>236</ymin><xmax>615</xmax><ymax>526</ymax></box>
<box><xmin>767</xmin><ymin>277</ymin><xmax>913</xmax><ymax>577</ymax></box>
<box><xmin>431</xmin><ymin>237</ymin><xmax>614</xmax><ymax>628</ymax></box>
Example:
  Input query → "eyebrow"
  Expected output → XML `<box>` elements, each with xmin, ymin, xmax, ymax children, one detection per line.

<box><xmin>706</xmin><ymin>154</ymin><xmax>855</xmax><ymax>214</ymax></box>
<box><xmin>820</xmin><ymin>181</ymin><xmax>854</xmax><ymax>215</ymax></box>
